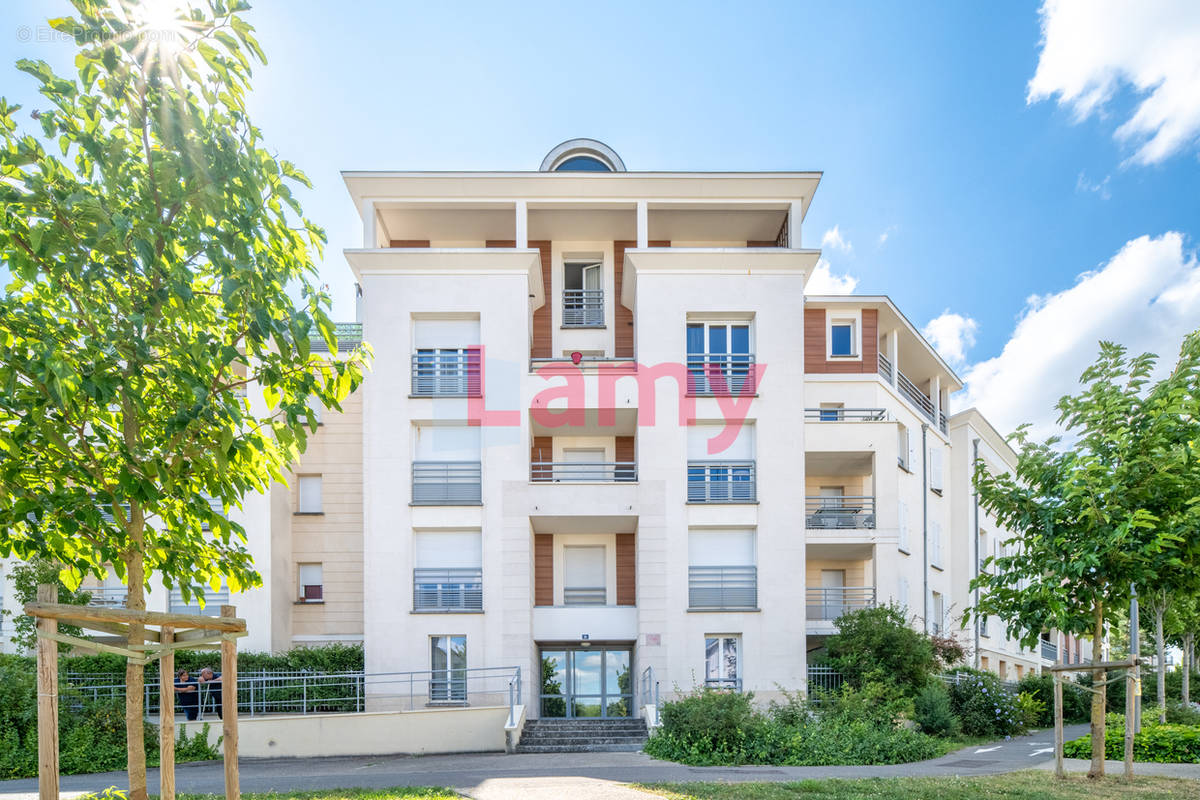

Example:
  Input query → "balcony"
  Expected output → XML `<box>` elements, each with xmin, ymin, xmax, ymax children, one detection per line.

<box><xmin>531</xmin><ymin>461</ymin><xmax>637</xmax><ymax>483</ymax></box>
<box><xmin>805</xmin><ymin>587</ymin><xmax>876</xmax><ymax>620</ymax></box>
<box><xmin>413</xmin><ymin>568</ymin><xmax>483</xmax><ymax>612</ymax></box>
<box><xmin>169</xmin><ymin>587</ymin><xmax>230</xmax><ymax>616</ymax></box>
<box><xmin>804</xmin><ymin>408</ymin><xmax>887</xmax><ymax>422</ymax></box>
<box><xmin>532</xmin><ymin>605</ymin><xmax>638</xmax><ymax>641</ymax></box>
<box><xmin>686</xmin><ymin>353</ymin><xmax>757</xmax><ymax>396</ymax></box>
<box><xmin>412</xmin><ymin>461</ymin><xmax>482</xmax><ymax>505</ymax></box>
<box><xmin>1041</xmin><ymin>639</ymin><xmax>1058</xmax><ymax>661</ymax></box>
<box><xmin>878</xmin><ymin>353</ymin><xmax>948</xmax><ymax>434</ymax></box>
<box><xmin>562</xmin><ymin>288</ymin><xmax>603</xmax><ymax>327</ymax></box>
<box><xmin>563</xmin><ymin>586</ymin><xmax>607</xmax><ymax>606</ymax></box>
<box><xmin>411</xmin><ymin>350</ymin><xmax>481</xmax><ymax>397</ymax></box>
<box><xmin>687</xmin><ymin>461</ymin><xmax>756</xmax><ymax>503</ymax></box>
<box><xmin>688</xmin><ymin>565</ymin><xmax>757</xmax><ymax>610</ymax></box>
<box><xmin>805</xmin><ymin>496</ymin><xmax>876</xmax><ymax>529</ymax></box>
<box><xmin>86</xmin><ymin>587</ymin><xmax>128</xmax><ymax>608</ymax></box>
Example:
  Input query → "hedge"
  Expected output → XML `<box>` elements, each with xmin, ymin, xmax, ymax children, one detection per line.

<box><xmin>1063</xmin><ymin>720</ymin><xmax>1200</xmax><ymax>763</ymax></box>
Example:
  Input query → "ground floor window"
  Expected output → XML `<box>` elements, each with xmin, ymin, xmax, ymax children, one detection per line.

<box><xmin>705</xmin><ymin>635</ymin><xmax>740</xmax><ymax>689</ymax></box>
<box><xmin>430</xmin><ymin>635</ymin><xmax>466</xmax><ymax>702</ymax></box>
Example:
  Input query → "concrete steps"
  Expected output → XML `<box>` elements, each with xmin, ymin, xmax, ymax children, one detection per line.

<box><xmin>515</xmin><ymin>718</ymin><xmax>648</xmax><ymax>753</ymax></box>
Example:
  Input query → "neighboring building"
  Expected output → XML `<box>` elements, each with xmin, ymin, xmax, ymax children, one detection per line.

<box><xmin>0</xmin><ymin>140</ymin><xmax>1081</xmax><ymax>696</ymax></box>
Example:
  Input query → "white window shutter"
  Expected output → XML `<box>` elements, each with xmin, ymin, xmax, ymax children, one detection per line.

<box><xmin>898</xmin><ymin>499</ymin><xmax>909</xmax><ymax>551</ymax></box>
<box><xmin>930</xmin><ymin>447</ymin><xmax>943</xmax><ymax>491</ymax></box>
<box><xmin>932</xmin><ymin>521</ymin><xmax>942</xmax><ymax>565</ymax></box>
<box><xmin>898</xmin><ymin>576</ymin><xmax>909</xmax><ymax>609</ymax></box>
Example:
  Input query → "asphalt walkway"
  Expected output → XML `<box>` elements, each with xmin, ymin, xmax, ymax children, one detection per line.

<box><xmin>5</xmin><ymin>723</ymin><xmax>1200</xmax><ymax>799</ymax></box>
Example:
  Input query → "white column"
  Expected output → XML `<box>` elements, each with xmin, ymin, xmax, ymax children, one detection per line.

<box><xmin>888</xmin><ymin>329</ymin><xmax>899</xmax><ymax>387</ymax></box>
<box><xmin>515</xmin><ymin>201</ymin><xmax>528</xmax><ymax>249</ymax></box>
<box><xmin>931</xmin><ymin>374</ymin><xmax>941</xmax><ymax>421</ymax></box>
<box><xmin>636</xmin><ymin>201</ymin><xmax>648</xmax><ymax>249</ymax></box>
<box><xmin>788</xmin><ymin>200</ymin><xmax>803</xmax><ymax>248</ymax></box>
<box><xmin>361</xmin><ymin>199</ymin><xmax>377</xmax><ymax>248</ymax></box>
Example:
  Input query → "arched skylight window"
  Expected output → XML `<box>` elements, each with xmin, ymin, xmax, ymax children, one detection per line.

<box><xmin>540</xmin><ymin>139</ymin><xmax>626</xmax><ymax>172</ymax></box>
<box><xmin>554</xmin><ymin>155</ymin><xmax>613</xmax><ymax>172</ymax></box>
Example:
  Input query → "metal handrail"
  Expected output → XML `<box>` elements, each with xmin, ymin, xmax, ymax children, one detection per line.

<box><xmin>685</xmin><ymin>352</ymin><xmax>757</xmax><ymax>395</ymax></box>
<box><xmin>805</xmin><ymin>587</ymin><xmax>876</xmax><ymax>620</ymax></box>
<box><xmin>806</xmin><ymin>664</ymin><xmax>844</xmax><ymax>697</ymax></box>
<box><xmin>804</xmin><ymin>408</ymin><xmax>887</xmax><ymax>422</ymax></box>
<box><xmin>411</xmin><ymin>350</ymin><xmax>481</xmax><ymax>397</ymax></box>
<box><xmin>563</xmin><ymin>586</ymin><xmax>607</xmax><ymax>606</ymax></box>
<box><xmin>639</xmin><ymin>665</ymin><xmax>660</xmax><ymax>721</ymax></box>
<box><xmin>688</xmin><ymin>565</ymin><xmax>757</xmax><ymax>609</ymax></box>
<box><xmin>530</xmin><ymin>461</ymin><xmax>637</xmax><ymax>482</ymax></box>
<box><xmin>85</xmin><ymin>587</ymin><xmax>129</xmax><ymax>608</ymax></box>
<box><xmin>412</xmin><ymin>461</ymin><xmax>482</xmax><ymax>505</ymax></box>
<box><xmin>805</xmin><ymin>496</ymin><xmax>876</xmax><ymax>529</ymax></box>
<box><xmin>413</xmin><ymin>568</ymin><xmax>483</xmax><ymax>611</ymax></box>
<box><xmin>1041</xmin><ymin>639</ymin><xmax>1059</xmax><ymax>661</ymax></box>
<box><xmin>687</xmin><ymin>460</ymin><xmax>756</xmax><ymax>503</ymax></box>
<box><xmin>877</xmin><ymin>352</ymin><xmax>894</xmax><ymax>382</ymax></box>
<box><xmin>563</xmin><ymin>288</ymin><xmax>604</xmax><ymax>326</ymax></box>
<box><xmin>168</xmin><ymin>588</ymin><xmax>231</xmax><ymax>616</ymax></box>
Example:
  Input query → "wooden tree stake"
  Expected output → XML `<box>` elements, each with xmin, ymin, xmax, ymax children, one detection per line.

<box><xmin>36</xmin><ymin>584</ymin><xmax>60</xmax><ymax>800</ymax></box>
<box><xmin>1124</xmin><ymin>669</ymin><xmax>1135</xmax><ymax>780</ymax></box>
<box><xmin>1053</xmin><ymin>672</ymin><xmax>1064</xmax><ymax>779</ymax></box>
<box><xmin>221</xmin><ymin>605</ymin><xmax>239</xmax><ymax>800</ymax></box>
<box><xmin>160</xmin><ymin>626</ymin><xmax>176</xmax><ymax>800</ymax></box>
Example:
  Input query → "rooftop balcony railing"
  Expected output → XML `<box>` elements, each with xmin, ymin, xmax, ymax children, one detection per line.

<box><xmin>530</xmin><ymin>462</ymin><xmax>637</xmax><ymax>483</ymax></box>
<box><xmin>169</xmin><ymin>587</ymin><xmax>230</xmax><ymax>616</ymax></box>
<box><xmin>86</xmin><ymin>587</ymin><xmax>128</xmax><ymax>608</ymax></box>
<box><xmin>1041</xmin><ymin>639</ymin><xmax>1059</xmax><ymax>662</ymax></box>
<box><xmin>686</xmin><ymin>353</ymin><xmax>757</xmax><ymax>396</ymax></box>
<box><xmin>805</xmin><ymin>587</ymin><xmax>876</xmax><ymax>620</ymax></box>
<box><xmin>309</xmin><ymin>322</ymin><xmax>363</xmax><ymax>353</ymax></box>
<box><xmin>805</xmin><ymin>496</ymin><xmax>876</xmax><ymax>529</ymax></box>
<box><xmin>803</xmin><ymin>407</ymin><xmax>887</xmax><ymax>422</ymax></box>
<box><xmin>411</xmin><ymin>349</ymin><xmax>481</xmax><ymax>397</ymax></box>
<box><xmin>687</xmin><ymin>461</ymin><xmax>756</xmax><ymax>503</ymax></box>
<box><xmin>413</xmin><ymin>568</ymin><xmax>483</xmax><ymax>612</ymax></box>
<box><xmin>412</xmin><ymin>461</ymin><xmax>483</xmax><ymax>505</ymax></box>
<box><xmin>562</xmin><ymin>288</ymin><xmax>604</xmax><ymax>326</ymax></box>
<box><xmin>877</xmin><ymin>353</ymin><xmax>948</xmax><ymax>434</ymax></box>
<box><xmin>688</xmin><ymin>565</ymin><xmax>757</xmax><ymax>610</ymax></box>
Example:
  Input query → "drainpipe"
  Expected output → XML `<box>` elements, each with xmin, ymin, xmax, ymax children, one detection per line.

<box><xmin>972</xmin><ymin>438</ymin><xmax>981</xmax><ymax>669</ymax></box>
<box><xmin>921</xmin><ymin>424</ymin><xmax>929</xmax><ymax>634</ymax></box>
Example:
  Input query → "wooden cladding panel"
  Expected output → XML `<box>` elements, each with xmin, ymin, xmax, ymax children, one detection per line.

<box><xmin>615</xmin><ymin>533</ymin><xmax>636</xmax><ymax>606</ymax></box>
<box><xmin>487</xmin><ymin>240</ymin><xmax>551</xmax><ymax>358</ymax></box>
<box><xmin>389</xmin><ymin>239</ymin><xmax>430</xmax><ymax>247</ymax></box>
<box><xmin>804</xmin><ymin>307</ymin><xmax>880</xmax><ymax>375</ymax></box>
<box><xmin>614</xmin><ymin>436</ymin><xmax>635</xmax><ymax>465</ymax></box>
<box><xmin>531</xmin><ymin>436</ymin><xmax>552</xmax><ymax>478</ymax></box>
<box><xmin>534</xmin><ymin>534</ymin><xmax>553</xmax><ymax>607</ymax></box>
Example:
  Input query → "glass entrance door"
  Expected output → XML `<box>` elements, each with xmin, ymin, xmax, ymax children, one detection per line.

<box><xmin>539</xmin><ymin>647</ymin><xmax>632</xmax><ymax>718</ymax></box>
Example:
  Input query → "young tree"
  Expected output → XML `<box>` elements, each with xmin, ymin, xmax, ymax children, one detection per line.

<box><xmin>0</xmin><ymin>2</ymin><xmax>368</xmax><ymax>797</ymax></box>
<box><xmin>971</xmin><ymin>332</ymin><xmax>1200</xmax><ymax>778</ymax></box>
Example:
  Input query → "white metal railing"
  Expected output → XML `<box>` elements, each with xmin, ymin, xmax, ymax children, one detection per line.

<box><xmin>412</xmin><ymin>461</ymin><xmax>482</xmax><ymax>505</ymax></box>
<box><xmin>804</xmin><ymin>407</ymin><xmax>887</xmax><ymax>422</ymax></box>
<box><xmin>169</xmin><ymin>587</ymin><xmax>231</xmax><ymax>616</ymax></box>
<box><xmin>413</xmin><ymin>568</ymin><xmax>483</xmax><ymax>611</ymax></box>
<box><xmin>1041</xmin><ymin>639</ymin><xmax>1059</xmax><ymax>661</ymax></box>
<box><xmin>411</xmin><ymin>350</ymin><xmax>481</xmax><ymax>397</ymax></box>
<box><xmin>685</xmin><ymin>353</ymin><xmax>757</xmax><ymax>395</ymax></box>
<box><xmin>563</xmin><ymin>288</ymin><xmax>604</xmax><ymax>326</ymax></box>
<box><xmin>877</xmin><ymin>352</ymin><xmax>894</xmax><ymax>382</ymax></box>
<box><xmin>878</xmin><ymin>353</ymin><xmax>948</xmax><ymax>434</ymax></box>
<box><xmin>639</xmin><ymin>665</ymin><xmax>661</xmax><ymax>720</ymax></box>
<box><xmin>86</xmin><ymin>587</ymin><xmax>128</xmax><ymax>608</ymax></box>
<box><xmin>530</xmin><ymin>462</ymin><xmax>637</xmax><ymax>482</ymax></box>
<box><xmin>563</xmin><ymin>586</ymin><xmax>607</xmax><ymax>606</ymax></box>
<box><xmin>805</xmin><ymin>587</ymin><xmax>876</xmax><ymax>620</ymax></box>
<box><xmin>687</xmin><ymin>461</ymin><xmax>756</xmax><ymax>502</ymax></box>
<box><xmin>309</xmin><ymin>322</ymin><xmax>363</xmax><ymax>353</ymax></box>
<box><xmin>688</xmin><ymin>565</ymin><xmax>757</xmax><ymax>609</ymax></box>
<box><xmin>805</xmin><ymin>496</ymin><xmax>876</xmax><ymax>529</ymax></box>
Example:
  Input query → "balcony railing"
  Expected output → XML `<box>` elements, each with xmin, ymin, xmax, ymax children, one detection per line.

<box><xmin>411</xmin><ymin>350</ymin><xmax>481</xmax><ymax>397</ymax></box>
<box><xmin>704</xmin><ymin>677</ymin><xmax>743</xmax><ymax>691</ymax></box>
<box><xmin>685</xmin><ymin>353</ymin><xmax>757</xmax><ymax>395</ymax></box>
<box><xmin>412</xmin><ymin>461</ymin><xmax>482</xmax><ymax>505</ymax></box>
<box><xmin>1041</xmin><ymin>639</ymin><xmax>1058</xmax><ymax>661</ymax></box>
<box><xmin>805</xmin><ymin>587</ymin><xmax>876</xmax><ymax>620</ymax></box>
<box><xmin>531</xmin><ymin>462</ymin><xmax>637</xmax><ymax>483</ymax></box>
<box><xmin>309</xmin><ymin>322</ymin><xmax>363</xmax><ymax>353</ymax></box>
<box><xmin>687</xmin><ymin>461</ymin><xmax>756</xmax><ymax>503</ymax></box>
<box><xmin>562</xmin><ymin>288</ymin><xmax>604</xmax><ymax>326</ymax></box>
<box><xmin>563</xmin><ymin>586</ymin><xmax>607</xmax><ymax>606</ymax></box>
<box><xmin>169</xmin><ymin>588</ymin><xmax>231</xmax><ymax>616</ymax></box>
<box><xmin>877</xmin><ymin>351</ymin><xmax>894</xmax><ymax>383</ymax></box>
<box><xmin>805</xmin><ymin>496</ymin><xmax>876</xmax><ymax>529</ymax></box>
<box><xmin>804</xmin><ymin>408</ymin><xmax>887</xmax><ymax>422</ymax></box>
<box><xmin>877</xmin><ymin>353</ymin><xmax>948</xmax><ymax>434</ymax></box>
<box><xmin>85</xmin><ymin>587</ymin><xmax>128</xmax><ymax>608</ymax></box>
<box><xmin>413</xmin><ymin>568</ymin><xmax>483</xmax><ymax>611</ymax></box>
<box><xmin>688</xmin><ymin>565</ymin><xmax>757</xmax><ymax>610</ymax></box>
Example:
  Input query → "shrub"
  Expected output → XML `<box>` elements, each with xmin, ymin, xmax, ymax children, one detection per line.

<box><xmin>946</xmin><ymin>671</ymin><xmax>1022</xmax><ymax>737</ymax></box>
<box><xmin>651</xmin><ymin>686</ymin><xmax>756</xmax><ymax>761</ymax></box>
<box><xmin>1063</xmin><ymin>720</ymin><xmax>1200</xmax><ymax>763</ymax></box>
<box><xmin>913</xmin><ymin>682</ymin><xmax>960</xmax><ymax>737</ymax></box>
<box><xmin>826</xmin><ymin>605</ymin><xmax>936</xmax><ymax>694</ymax></box>
<box><xmin>1015</xmin><ymin>691</ymin><xmax>1047</xmax><ymax>730</ymax></box>
<box><xmin>1166</xmin><ymin>701</ymin><xmax>1200</xmax><ymax>726</ymax></box>
<box><xmin>1015</xmin><ymin>673</ymin><xmax>1090</xmax><ymax>726</ymax></box>
<box><xmin>818</xmin><ymin>680</ymin><xmax>914</xmax><ymax>727</ymax></box>
<box><xmin>782</xmin><ymin>718</ymin><xmax>941</xmax><ymax>765</ymax></box>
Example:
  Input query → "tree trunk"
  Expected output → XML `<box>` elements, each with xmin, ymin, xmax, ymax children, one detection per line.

<box><xmin>125</xmin><ymin>515</ymin><xmax>148</xmax><ymax>800</ymax></box>
<box><xmin>1156</xmin><ymin>603</ymin><xmax>1166</xmax><ymax>723</ymax></box>
<box><xmin>1089</xmin><ymin>598</ymin><xmax>1106</xmax><ymax>779</ymax></box>
<box><xmin>1185</xmin><ymin>632</ymin><xmax>1194</xmax><ymax>705</ymax></box>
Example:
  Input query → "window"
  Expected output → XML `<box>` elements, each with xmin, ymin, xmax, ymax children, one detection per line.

<box><xmin>563</xmin><ymin>545</ymin><xmax>607</xmax><ymax>606</ymax></box>
<box><xmin>554</xmin><ymin>155</ymin><xmax>611</xmax><ymax>172</ymax></box>
<box><xmin>563</xmin><ymin>261</ymin><xmax>603</xmax><ymax>326</ymax></box>
<box><xmin>897</xmin><ymin>424</ymin><xmax>909</xmax><ymax>469</ymax></box>
<box><xmin>898</xmin><ymin>499</ymin><xmax>910</xmax><ymax>552</ymax></box>
<box><xmin>830</xmin><ymin>322</ymin><xmax>855</xmax><ymax>357</ymax></box>
<box><xmin>704</xmin><ymin>636</ymin><xmax>740</xmax><ymax>689</ymax></box>
<box><xmin>414</xmin><ymin>531</ymin><xmax>483</xmax><ymax>610</ymax></box>
<box><xmin>981</xmin><ymin>655</ymin><xmax>990</xmax><ymax>671</ymax></box>
<box><xmin>929</xmin><ymin>447</ymin><xmax>944</xmax><ymax>493</ymax></box>
<box><xmin>898</xmin><ymin>576</ymin><xmax>910</xmax><ymax>610</ymax></box>
<box><xmin>306</xmin><ymin>394</ymin><xmax>324</xmax><ymax>426</ymax></box>
<box><xmin>819</xmin><ymin>402</ymin><xmax>844</xmax><ymax>422</ymax></box>
<box><xmin>688</xmin><ymin>529</ymin><xmax>756</xmax><ymax>609</ymax></box>
<box><xmin>413</xmin><ymin>318</ymin><xmax>481</xmax><ymax>397</ymax></box>
<box><xmin>687</xmin><ymin>423</ymin><xmax>755</xmax><ymax>502</ymax></box>
<box><xmin>412</xmin><ymin>424</ymin><xmax>482</xmax><ymax>505</ymax></box>
<box><xmin>931</xmin><ymin>591</ymin><xmax>944</xmax><ymax>635</ymax></box>
<box><xmin>298</xmin><ymin>563</ymin><xmax>323</xmax><ymax>602</ymax></box>
<box><xmin>930</xmin><ymin>520</ymin><xmax>943</xmax><ymax>568</ymax></box>
<box><xmin>686</xmin><ymin>320</ymin><xmax>753</xmax><ymax>395</ymax></box>
<box><xmin>430</xmin><ymin>635</ymin><xmax>467</xmax><ymax>702</ymax></box>
<box><xmin>169</xmin><ymin>583</ymin><xmax>229</xmax><ymax>616</ymax></box>
<box><xmin>980</xmin><ymin>613</ymin><xmax>990</xmax><ymax>638</ymax></box>
<box><xmin>297</xmin><ymin>475</ymin><xmax>322</xmax><ymax>514</ymax></box>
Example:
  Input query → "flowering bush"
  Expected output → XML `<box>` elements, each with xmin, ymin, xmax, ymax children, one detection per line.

<box><xmin>946</xmin><ymin>671</ymin><xmax>1022</xmax><ymax>737</ymax></box>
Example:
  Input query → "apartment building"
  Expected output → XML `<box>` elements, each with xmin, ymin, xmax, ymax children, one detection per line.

<box><xmin>0</xmin><ymin>140</ymin><xmax>1069</xmax><ymax>701</ymax></box>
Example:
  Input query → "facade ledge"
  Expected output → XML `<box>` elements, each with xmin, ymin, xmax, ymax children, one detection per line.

<box><xmin>686</xmin><ymin>607</ymin><xmax>761</xmax><ymax>613</ymax></box>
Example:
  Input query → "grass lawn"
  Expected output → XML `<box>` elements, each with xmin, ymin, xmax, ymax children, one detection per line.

<box><xmin>637</xmin><ymin>771</ymin><xmax>1200</xmax><ymax>799</ymax></box>
<box><xmin>175</xmin><ymin>791</ymin><xmax>460</xmax><ymax>800</ymax></box>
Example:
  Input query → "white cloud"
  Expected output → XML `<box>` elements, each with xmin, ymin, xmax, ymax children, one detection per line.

<box><xmin>1028</xmin><ymin>0</ymin><xmax>1200</xmax><ymax>165</ymax></box>
<box><xmin>959</xmin><ymin>232</ymin><xmax>1200</xmax><ymax>440</ymax></box>
<box><xmin>1075</xmin><ymin>171</ymin><xmax>1111</xmax><ymax>200</ymax></box>
<box><xmin>923</xmin><ymin>311</ymin><xmax>979</xmax><ymax>366</ymax></box>
<box><xmin>877</xmin><ymin>226</ymin><xmax>897</xmax><ymax>247</ymax></box>
<box><xmin>821</xmin><ymin>225</ymin><xmax>853</xmax><ymax>253</ymax></box>
<box><xmin>806</xmin><ymin>258</ymin><xmax>858</xmax><ymax>294</ymax></box>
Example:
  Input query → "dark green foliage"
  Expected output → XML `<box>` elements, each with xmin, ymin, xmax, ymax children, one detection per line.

<box><xmin>1015</xmin><ymin>672</ymin><xmax>1090</xmax><ymax>725</ymax></box>
<box><xmin>656</xmin><ymin>687</ymin><xmax>757</xmax><ymax>758</ymax></box>
<box><xmin>914</xmin><ymin>682</ymin><xmax>961</xmax><ymax>737</ymax></box>
<box><xmin>1063</xmin><ymin>720</ymin><xmax>1200</xmax><ymax>763</ymax></box>
<box><xmin>1165</xmin><ymin>702</ymin><xmax>1200</xmax><ymax>726</ymax></box>
<box><xmin>0</xmin><ymin>558</ymin><xmax>93</xmax><ymax>650</ymax></box>
<box><xmin>946</xmin><ymin>671</ymin><xmax>1022</xmax><ymax>737</ymax></box>
<box><xmin>825</xmin><ymin>605</ymin><xmax>938</xmax><ymax>695</ymax></box>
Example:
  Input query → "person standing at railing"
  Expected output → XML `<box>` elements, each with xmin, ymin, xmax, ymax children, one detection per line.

<box><xmin>199</xmin><ymin>666</ymin><xmax>223</xmax><ymax>719</ymax></box>
<box><xmin>174</xmin><ymin>669</ymin><xmax>199</xmax><ymax>721</ymax></box>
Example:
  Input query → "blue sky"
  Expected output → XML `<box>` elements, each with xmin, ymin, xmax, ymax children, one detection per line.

<box><xmin>3</xmin><ymin>0</ymin><xmax>1198</xmax><ymax>435</ymax></box>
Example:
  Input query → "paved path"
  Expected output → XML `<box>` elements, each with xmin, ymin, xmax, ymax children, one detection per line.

<box><xmin>11</xmin><ymin>723</ymin><xmax>1199</xmax><ymax>800</ymax></box>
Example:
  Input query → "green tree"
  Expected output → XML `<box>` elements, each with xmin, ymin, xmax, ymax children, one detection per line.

<box><xmin>0</xmin><ymin>2</ymin><xmax>368</xmax><ymax>797</ymax></box>
<box><xmin>825</xmin><ymin>604</ymin><xmax>940</xmax><ymax>695</ymax></box>
<box><xmin>0</xmin><ymin>558</ymin><xmax>93</xmax><ymax>651</ymax></box>
<box><xmin>971</xmin><ymin>333</ymin><xmax>1200</xmax><ymax>778</ymax></box>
